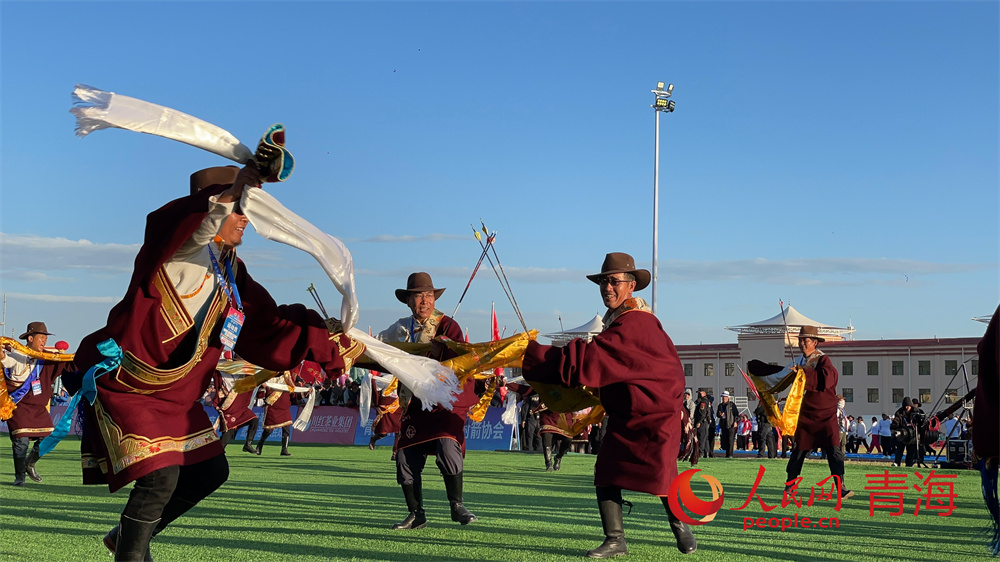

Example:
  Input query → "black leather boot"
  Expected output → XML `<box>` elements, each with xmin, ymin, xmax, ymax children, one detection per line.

<box><xmin>663</xmin><ymin>498</ymin><xmax>697</xmax><ymax>554</ymax></box>
<box><xmin>115</xmin><ymin>515</ymin><xmax>158</xmax><ymax>562</ymax></box>
<box><xmin>25</xmin><ymin>442</ymin><xmax>42</xmax><ymax>482</ymax></box>
<box><xmin>543</xmin><ymin>446</ymin><xmax>554</xmax><ymax>471</ymax></box>
<box><xmin>553</xmin><ymin>449</ymin><xmax>566</xmax><ymax>471</ymax></box>
<box><xmin>256</xmin><ymin>429</ymin><xmax>272</xmax><ymax>455</ymax></box>
<box><xmin>391</xmin><ymin>483</ymin><xmax>427</xmax><ymax>530</ymax></box>
<box><xmin>243</xmin><ymin>419</ymin><xmax>259</xmax><ymax>453</ymax></box>
<box><xmin>13</xmin><ymin>457</ymin><xmax>26</xmax><ymax>486</ymax></box>
<box><xmin>102</xmin><ymin>524</ymin><xmax>154</xmax><ymax>562</ymax></box>
<box><xmin>443</xmin><ymin>472</ymin><xmax>477</xmax><ymax>524</ymax></box>
<box><xmin>280</xmin><ymin>433</ymin><xmax>292</xmax><ymax>456</ymax></box>
<box><xmin>586</xmin><ymin>497</ymin><xmax>627</xmax><ymax>558</ymax></box>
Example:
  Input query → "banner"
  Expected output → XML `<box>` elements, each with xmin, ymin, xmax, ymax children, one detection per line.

<box><xmin>2</xmin><ymin>404</ymin><xmax>513</xmax><ymax>450</ymax></box>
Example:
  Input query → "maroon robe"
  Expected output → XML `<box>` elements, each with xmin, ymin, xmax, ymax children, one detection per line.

<box><xmin>538</xmin><ymin>409</ymin><xmax>575</xmax><ymax>438</ymax></box>
<box><xmin>5</xmin><ymin>361</ymin><xmax>75</xmax><ymax>438</ymax></box>
<box><xmin>263</xmin><ymin>389</ymin><xmax>293</xmax><ymax>429</ymax></box>
<box><xmin>793</xmin><ymin>353</ymin><xmax>840</xmax><ymax>451</ymax></box>
<box><xmin>523</xmin><ymin>309</ymin><xmax>683</xmax><ymax>496</ymax></box>
<box><xmin>396</xmin><ymin>315</ymin><xmax>480</xmax><ymax>453</ymax></box>
<box><xmin>372</xmin><ymin>379</ymin><xmax>401</xmax><ymax>435</ymax></box>
<box><xmin>214</xmin><ymin>374</ymin><xmax>257</xmax><ymax>432</ymax></box>
<box><xmin>73</xmin><ymin>183</ymin><xmax>364</xmax><ymax>492</ymax></box>
<box><xmin>974</xmin><ymin>305</ymin><xmax>998</xmax><ymax>460</ymax></box>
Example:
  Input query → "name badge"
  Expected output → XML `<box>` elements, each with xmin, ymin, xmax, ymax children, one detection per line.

<box><xmin>220</xmin><ymin>306</ymin><xmax>245</xmax><ymax>352</ymax></box>
<box><xmin>31</xmin><ymin>379</ymin><xmax>42</xmax><ymax>396</ymax></box>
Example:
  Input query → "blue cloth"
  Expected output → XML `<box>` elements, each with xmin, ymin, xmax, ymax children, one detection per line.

<box><xmin>38</xmin><ymin>339</ymin><xmax>121</xmax><ymax>457</ymax></box>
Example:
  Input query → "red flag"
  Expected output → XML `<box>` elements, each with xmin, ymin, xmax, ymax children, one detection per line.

<box><xmin>491</xmin><ymin>303</ymin><xmax>506</xmax><ymax>400</ymax></box>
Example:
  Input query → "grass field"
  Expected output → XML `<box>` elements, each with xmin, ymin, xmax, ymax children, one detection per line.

<box><xmin>0</xmin><ymin>438</ymin><xmax>993</xmax><ymax>562</ymax></box>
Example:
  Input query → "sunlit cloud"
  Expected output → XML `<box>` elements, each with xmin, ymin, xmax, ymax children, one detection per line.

<box><xmin>5</xmin><ymin>292</ymin><xmax>119</xmax><ymax>304</ymax></box>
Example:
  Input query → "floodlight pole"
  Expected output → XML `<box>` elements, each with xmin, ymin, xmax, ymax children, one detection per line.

<box><xmin>651</xmin><ymin>82</ymin><xmax>675</xmax><ymax>316</ymax></box>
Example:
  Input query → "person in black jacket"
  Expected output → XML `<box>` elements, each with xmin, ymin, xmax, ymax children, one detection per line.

<box><xmin>891</xmin><ymin>397</ymin><xmax>920</xmax><ymax>467</ymax></box>
<box><xmin>716</xmin><ymin>392</ymin><xmax>739</xmax><ymax>458</ymax></box>
<box><xmin>693</xmin><ymin>399</ymin><xmax>712</xmax><ymax>458</ymax></box>
<box><xmin>755</xmin><ymin>403</ymin><xmax>776</xmax><ymax>458</ymax></box>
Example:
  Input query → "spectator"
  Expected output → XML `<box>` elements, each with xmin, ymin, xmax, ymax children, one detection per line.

<box><xmin>343</xmin><ymin>381</ymin><xmax>362</xmax><ymax>407</ymax></box>
<box><xmin>878</xmin><ymin>413</ymin><xmax>894</xmax><ymax>458</ymax></box>
<box><xmin>866</xmin><ymin>416</ymin><xmax>882</xmax><ymax>454</ymax></box>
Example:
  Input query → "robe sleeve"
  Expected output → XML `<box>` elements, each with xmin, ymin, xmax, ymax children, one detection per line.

<box><xmin>232</xmin><ymin>260</ymin><xmax>360</xmax><ymax>377</ymax></box>
<box><xmin>522</xmin><ymin>312</ymin><xmax>660</xmax><ymax>389</ymax></box>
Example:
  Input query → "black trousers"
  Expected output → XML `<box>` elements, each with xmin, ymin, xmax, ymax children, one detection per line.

<box><xmin>542</xmin><ymin>432</ymin><xmax>571</xmax><ymax>456</ymax></box>
<box><xmin>895</xmin><ymin>441</ymin><xmax>918</xmax><ymax>466</ymax></box>
<box><xmin>396</xmin><ymin>438</ymin><xmax>463</xmax><ymax>485</ymax></box>
<box><xmin>785</xmin><ymin>444</ymin><xmax>846</xmax><ymax>489</ymax></box>
<box><xmin>122</xmin><ymin>454</ymin><xmax>229</xmax><ymax>529</ymax></box>
<box><xmin>522</xmin><ymin>418</ymin><xmax>541</xmax><ymax>451</ymax></box>
<box><xmin>757</xmin><ymin>427</ymin><xmax>776</xmax><ymax>458</ymax></box>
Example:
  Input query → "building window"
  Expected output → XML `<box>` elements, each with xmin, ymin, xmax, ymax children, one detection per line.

<box><xmin>867</xmin><ymin>388</ymin><xmax>879</xmax><ymax>403</ymax></box>
<box><xmin>684</xmin><ymin>364</ymin><xmax>692</xmax><ymax>377</ymax></box>
<box><xmin>704</xmin><ymin>363</ymin><xmax>714</xmax><ymax>377</ymax></box>
<box><xmin>918</xmin><ymin>360</ymin><xmax>931</xmax><ymax>376</ymax></box>
<box><xmin>725</xmin><ymin>363</ymin><xmax>735</xmax><ymax>376</ymax></box>
<box><xmin>867</xmin><ymin>361</ymin><xmax>879</xmax><ymax>376</ymax></box>
<box><xmin>919</xmin><ymin>388</ymin><xmax>931</xmax><ymax>404</ymax></box>
<box><xmin>842</xmin><ymin>361</ymin><xmax>853</xmax><ymax>376</ymax></box>
<box><xmin>945</xmin><ymin>360</ymin><xmax>958</xmax><ymax>376</ymax></box>
<box><xmin>843</xmin><ymin>388</ymin><xmax>853</xmax><ymax>403</ymax></box>
<box><xmin>724</xmin><ymin>387</ymin><xmax>735</xmax><ymax>397</ymax></box>
<box><xmin>746</xmin><ymin>388</ymin><xmax>756</xmax><ymax>401</ymax></box>
<box><xmin>944</xmin><ymin>388</ymin><xmax>959</xmax><ymax>404</ymax></box>
<box><xmin>972</xmin><ymin>360</ymin><xmax>979</xmax><ymax>376</ymax></box>
<box><xmin>891</xmin><ymin>361</ymin><xmax>904</xmax><ymax>376</ymax></box>
<box><xmin>892</xmin><ymin>388</ymin><xmax>904</xmax><ymax>404</ymax></box>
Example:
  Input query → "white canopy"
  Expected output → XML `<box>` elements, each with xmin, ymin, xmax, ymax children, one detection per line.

<box><xmin>543</xmin><ymin>314</ymin><xmax>604</xmax><ymax>346</ymax></box>
<box><xmin>725</xmin><ymin>305</ymin><xmax>854</xmax><ymax>336</ymax></box>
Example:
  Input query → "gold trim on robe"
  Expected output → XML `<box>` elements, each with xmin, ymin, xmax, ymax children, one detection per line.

<box><xmin>93</xmin><ymin>399</ymin><xmax>218</xmax><ymax>475</ymax></box>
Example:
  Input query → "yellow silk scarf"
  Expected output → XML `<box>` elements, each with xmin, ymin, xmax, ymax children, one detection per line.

<box><xmin>748</xmin><ymin>366</ymin><xmax>807</xmax><ymax>435</ymax></box>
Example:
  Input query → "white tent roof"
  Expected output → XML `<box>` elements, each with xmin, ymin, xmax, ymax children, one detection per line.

<box><xmin>726</xmin><ymin>305</ymin><xmax>854</xmax><ymax>335</ymax></box>
<box><xmin>543</xmin><ymin>314</ymin><xmax>604</xmax><ymax>344</ymax></box>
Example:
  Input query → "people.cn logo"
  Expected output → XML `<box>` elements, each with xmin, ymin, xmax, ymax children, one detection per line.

<box><xmin>666</xmin><ymin>468</ymin><xmax>725</xmax><ymax>525</ymax></box>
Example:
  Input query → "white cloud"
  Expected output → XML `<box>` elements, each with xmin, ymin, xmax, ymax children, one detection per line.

<box><xmin>347</xmin><ymin>233</ymin><xmax>469</xmax><ymax>243</ymax></box>
<box><xmin>5</xmin><ymin>292</ymin><xmax>119</xmax><ymax>304</ymax></box>
<box><xmin>0</xmin><ymin>233</ymin><xmax>138</xmax><ymax>273</ymax></box>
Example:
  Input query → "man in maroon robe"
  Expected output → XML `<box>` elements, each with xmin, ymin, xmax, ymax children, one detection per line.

<box><xmin>1</xmin><ymin>322</ymin><xmax>76</xmax><ymax>486</ymax></box>
<box><xmin>68</xmin><ymin>164</ymin><xmax>365</xmax><ymax>561</ymax></box>
<box><xmin>777</xmin><ymin>325</ymin><xmax>854</xmax><ymax>500</ymax></box>
<box><xmin>378</xmin><ymin>272</ymin><xmax>479</xmax><ymax>530</ymax></box>
<box><xmin>521</xmin><ymin>252</ymin><xmax>696</xmax><ymax>558</ymax></box>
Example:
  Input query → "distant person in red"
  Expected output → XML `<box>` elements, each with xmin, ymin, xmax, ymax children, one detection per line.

<box><xmin>1</xmin><ymin>322</ymin><xmax>76</xmax><ymax>486</ymax></box>
<box><xmin>521</xmin><ymin>253</ymin><xmax>696</xmax><ymax>558</ymax></box>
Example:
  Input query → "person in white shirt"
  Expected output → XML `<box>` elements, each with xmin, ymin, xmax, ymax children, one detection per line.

<box><xmin>852</xmin><ymin>417</ymin><xmax>867</xmax><ymax>454</ymax></box>
<box><xmin>865</xmin><ymin>416</ymin><xmax>882</xmax><ymax>454</ymax></box>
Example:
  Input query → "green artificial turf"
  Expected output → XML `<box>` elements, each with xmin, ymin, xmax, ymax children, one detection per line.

<box><xmin>0</xmin><ymin>439</ymin><xmax>992</xmax><ymax>561</ymax></box>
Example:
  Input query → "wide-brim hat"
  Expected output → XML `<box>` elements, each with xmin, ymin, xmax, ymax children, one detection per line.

<box><xmin>19</xmin><ymin>321</ymin><xmax>52</xmax><ymax>340</ymax></box>
<box><xmin>395</xmin><ymin>272</ymin><xmax>446</xmax><ymax>304</ymax></box>
<box><xmin>721</xmin><ymin>391</ymin><xmax>730</xmax><ymax>397</ymax></box>
<box><xmin>797</xmin><ymin>325</ymin><xmax>826</xmax><ymax>342</ymax></box>
<box><xmin>585</xmin><ymin>252</ymin><xmax>651</xmax><ymax>291</ymax></box>
<box><xmin>190</xmin><ymin>166</ymin><xmax>240</xmax><ymax>195</ymax></box>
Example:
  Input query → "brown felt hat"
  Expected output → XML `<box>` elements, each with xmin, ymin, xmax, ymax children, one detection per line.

<box><xmin>585</xmin><ymin>252</ymin><xmax>650</xmax><ymax>291</ymax></box>
<box><xmin>190</xmin><ymin>166</ymin><xmax>240</xmax><ymax>195</ymax></box>
<box><xmin>797</xmin><ymin>325</ymin><xmax>826</xmax><ymax>342</ymax></box>
<box><xmin>19</xmin><ymin>321</ymin><xmax>52</xmax><ymax>340</ymax></box>
<box><xmin>395</xmin><ymin>272</ymin><xmax>446</xmax><ymax>304</ymax></box>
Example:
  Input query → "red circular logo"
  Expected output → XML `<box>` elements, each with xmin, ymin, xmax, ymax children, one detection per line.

<box><xmin>666</xmin><ymin>468</ymin><xmax>725</xmax><ymax>525</ymax></box>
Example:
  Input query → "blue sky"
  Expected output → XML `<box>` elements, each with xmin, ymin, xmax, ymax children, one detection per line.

<box><xmin>1</xmin><ymin>1</ymin><xmax>997</xmax><ymax>348</ymax></box>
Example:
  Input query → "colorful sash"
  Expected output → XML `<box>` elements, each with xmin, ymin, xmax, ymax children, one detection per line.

<box><xmin>8</xmin><ymin>363</ymin><xmax>41</xmax><ymax>405</ymax></box>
